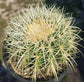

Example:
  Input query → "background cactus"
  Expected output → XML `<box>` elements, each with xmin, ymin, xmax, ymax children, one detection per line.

<box><xmin>4</xmin><ymin>3</ymin><xmax>83</xmax><ymax>82</ymax></box>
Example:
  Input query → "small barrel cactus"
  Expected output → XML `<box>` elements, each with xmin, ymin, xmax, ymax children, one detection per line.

<box><xmin>4</xmin><ymin>3</ymin><xmax>83</xmax><ymax>82</ymax></box>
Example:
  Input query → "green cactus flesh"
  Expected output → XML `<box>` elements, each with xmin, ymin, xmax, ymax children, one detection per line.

<box><xmin>4</xmin><ymin>3</ymin><xmax>83</xmax><ymax>82</ymax></box>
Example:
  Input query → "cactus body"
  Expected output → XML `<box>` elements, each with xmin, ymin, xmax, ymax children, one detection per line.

<box><xmin>4</xmin><ymin>3</ymin><xmax>82</xmax><ymax>82</ymax></box>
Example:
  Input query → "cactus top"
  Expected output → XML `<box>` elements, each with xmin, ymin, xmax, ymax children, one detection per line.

<box><xmin>26</xmin><ymin>18</ymin><xmax>54</xmax><ymax>45</ymax></box>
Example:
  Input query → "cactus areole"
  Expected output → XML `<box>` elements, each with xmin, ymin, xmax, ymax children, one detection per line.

<box><xmin>3</xmin><ymin>3</ymin><xmax>82</xmax><ymax>82</ymax></box>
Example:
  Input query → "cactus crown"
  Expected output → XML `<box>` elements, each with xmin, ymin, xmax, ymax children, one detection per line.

<box><xmin>4</xmin><ymin>3</ymin><xmax>82</xmax><ymax>82</ymax></box>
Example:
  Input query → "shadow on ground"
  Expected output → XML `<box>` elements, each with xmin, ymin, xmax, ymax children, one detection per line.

<box><xmin>0</xmin><ymin>61</ymin><xmax>19</xmax><ymax>82</ymax></box>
